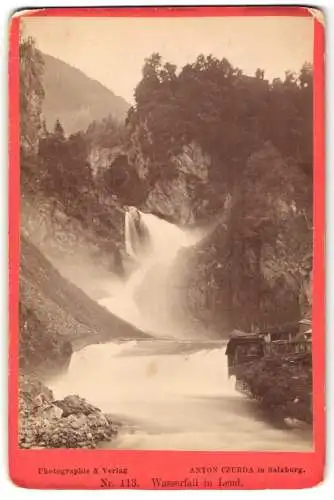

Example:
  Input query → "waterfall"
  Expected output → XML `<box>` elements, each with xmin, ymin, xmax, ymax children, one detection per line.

<box><xmin>99</xmin><ymin>207</ymin><xmax>201</xmax><ymax>337</ymax></box>
<box><xmin>50</xmin><ymin>207</ymin><xmax>313</xmax><ymax>453</ymax></box>
<box><xmin>124</xmin><ymin>207</ymin><xmax>137</xmax><ymax>260</ymax></box>
<box><xmin>124</xmin><ymin>206</ymin><xmax>151</xmax><ymax>260</ymax></box>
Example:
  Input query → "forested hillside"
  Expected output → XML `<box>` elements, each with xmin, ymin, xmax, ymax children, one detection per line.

<box><xmin>126</xmin><ymin>54</ymin><xmax>312</xmax><ymax>217</ymax></box>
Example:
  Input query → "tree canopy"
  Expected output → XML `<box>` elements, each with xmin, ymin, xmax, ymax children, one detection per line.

<box><xmin>127</xmin><ymin>53</ymin><xmax>313</xmax><ymax>188</ymax></box>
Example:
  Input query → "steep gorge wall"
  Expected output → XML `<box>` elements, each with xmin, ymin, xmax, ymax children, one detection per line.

<box><xmin>173</xmin><ymin>143</ymin><xmax>313</xmax><ymax>334</ymax></box>
<box><xmin>20</xmin><ymin>192</ymin><xmax>126</xmax><ymax>300</ymax></box>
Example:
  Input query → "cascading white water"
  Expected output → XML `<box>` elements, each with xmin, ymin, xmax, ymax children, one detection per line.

<box><xmin>50</xmin><ymin>339</ymin><xmax>313</xmax><ymax>451</ymax></box>
<box><xmin>49</xmin><ymin>207</ymin><xmax>313</xmax><ymax>452</ymax></box>
<box><xmin>99</xmin><ymin>207</ymin><xmax>201</xmax><ymax>336</ymax></box>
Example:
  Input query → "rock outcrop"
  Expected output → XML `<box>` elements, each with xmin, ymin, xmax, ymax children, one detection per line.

<box><xmin>19</xmin><ymin>377</ymin><xmax>118</xmax><ymax>449</ymax></box>
<box><xmin>143</xmin><ymin>142</ymin><xmax>213</xmax><ymax>225</ymax></box>
<box><xmin>170</xmin><ymin>143</ymin><xmax>313</xmax><ymax>334</ymax></box>
<box><xmin>20</xmin><ymin>191</ymin><xmax>125</xmax><ymax>293</ymax></box>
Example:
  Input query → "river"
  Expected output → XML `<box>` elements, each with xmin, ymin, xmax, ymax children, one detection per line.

<box><xmin>50</xmin><ymin>338</ymin><xmax>313</xmax><ymax>451</ymax></box>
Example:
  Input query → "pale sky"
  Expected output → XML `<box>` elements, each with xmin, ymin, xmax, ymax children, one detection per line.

<box><xmin>23</xmin><ymin>16</ymin><xmax>314</xmax><ymax>104</ymax></box>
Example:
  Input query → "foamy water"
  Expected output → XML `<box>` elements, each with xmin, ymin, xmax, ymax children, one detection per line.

<box><xmin>50</xmin><ymin>340</ymin><xmax>313</xmax><ymax>451</ymax></box>
<box><xmin>99</xmin><ymin>211</ymin><xmax>202</xmax><ymax>337</ymax></box>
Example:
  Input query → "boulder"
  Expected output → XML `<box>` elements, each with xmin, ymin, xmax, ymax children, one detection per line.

<box><xmin>53</xmin><ymin>395</ymin><xmax>101</xmax><ymax>417</ymax></box>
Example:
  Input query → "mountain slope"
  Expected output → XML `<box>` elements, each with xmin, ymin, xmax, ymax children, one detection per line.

<box><xmin>20</xmin><ymin>234</ymin><xmax>149</xmax><ymax>371</ymax></box>
<box><xmin>41</xmin><ymin>53</ymin><xmax>130</xmax><ymax>134</ymax></box>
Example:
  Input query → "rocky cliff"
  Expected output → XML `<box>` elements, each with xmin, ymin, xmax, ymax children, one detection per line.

<box><xmin>130</xmin><ymin>142</ymin><xmax>313</xmax><ymax>336</ymax></box>
<box><xmin>174</xmin><ymin>143</ymin><xmax>312</xmax><ymax>334</ymax></box>
<box><xmin>20</xmin><ymin>189</ymin><xmax>127</xmax><ymax>300</ymax></box>
<box><xmin>143</xmin><ymin>142</ymin><xmax>216</xmax><ymax>225</ymax></box>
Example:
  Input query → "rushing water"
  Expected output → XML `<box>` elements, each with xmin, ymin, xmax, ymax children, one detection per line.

<box><xmin>98</xmin><ymin>209</ymin><xmax>202</xmax><ymax>337</ymax></box>
<box><xmin>49</xmin><ymin>208</ymin><xmax>313</xmax><ymax>451</ymax></box>
<box><xmin>50</xmin><ymin>339</ymin><xmax>313</xmax><ymax>451</ymax></box>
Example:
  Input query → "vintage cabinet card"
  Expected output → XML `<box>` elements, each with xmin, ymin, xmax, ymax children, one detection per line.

<box><xmin>8</xmin><ymin>5</ymin><xmax>325</xmax><ymax>490</ymax></box>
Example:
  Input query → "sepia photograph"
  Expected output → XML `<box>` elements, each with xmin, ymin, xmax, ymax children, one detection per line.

<box><xmin>18</xmin><ymin>11</ymin><xmax>314</xmax><ymax>453</ymax></box>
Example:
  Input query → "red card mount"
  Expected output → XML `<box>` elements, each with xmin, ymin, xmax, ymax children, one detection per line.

<box><xmin>8</xmin><ymin>6</ymin><xmax>325</xmax><ymax>490</ymax></box>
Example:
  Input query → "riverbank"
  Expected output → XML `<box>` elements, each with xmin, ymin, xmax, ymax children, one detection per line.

<box><xmin>19</xmin><ymin>375</ymin><xmax>119</xmax><ymax>449</ymax></box>
<box><xmin>234</xmin><ymin>353</ymin><xmax>313</xmax><ymax>425</ymax></box>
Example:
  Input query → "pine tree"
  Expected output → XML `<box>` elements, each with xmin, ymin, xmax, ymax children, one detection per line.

<box><xmin>54</xmin><ymin>119</ymin><xmax>65</xmax><ymax>138</ymax></box>
<box><xmin>40</xmin><ymin>119</ymin><xmax>49</xmax><ymax>138</ymax></box>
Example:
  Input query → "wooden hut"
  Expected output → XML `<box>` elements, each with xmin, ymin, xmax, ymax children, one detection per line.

<box><xmin>255</xmin><ymin>321</ymin><xmax>300</xmax><ymax>342</ymax></box>
<box><xmin>225</xmin><ymin>330</ymin><xmax>264</xmax><ymax>378</ymax></box>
